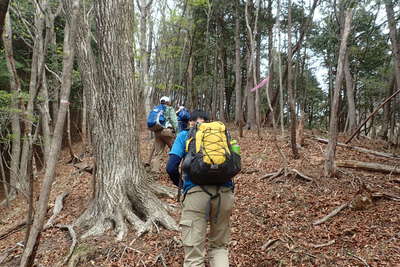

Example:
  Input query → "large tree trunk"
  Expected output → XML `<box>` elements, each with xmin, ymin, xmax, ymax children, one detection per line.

<box><xmin>19</xmin><ymin>0</ymin><xmax>80</xmax><ymax>265</ymax></box>
<box><xmin>287</xmin><ymin>0</ymin><xmax>299</xmax><ymax>159</ymax></box>
<box><xmin>75</xmin><ymin>0</ymin><xmax>177</xmax><ymax>240</ymax></box>
<box><xmin>324</xmin><ymin>9</ymin><xmax>352</xmax><ymax>177</ymax></box>
<box><xmin>2</xmin><ymin>11</ymin><xmax>21</xmax><ymax>199</ymax></box>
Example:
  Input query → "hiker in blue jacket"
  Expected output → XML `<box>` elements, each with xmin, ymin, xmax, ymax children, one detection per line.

<box><xmin>166</xmin><ymin>110</ymin><xmax>234</xmax><ymax>267</ymax></box>
<box><xmin>176</xmin><ymin>105</ymin><xmax>190</xmax><ymax>133</ymax></box>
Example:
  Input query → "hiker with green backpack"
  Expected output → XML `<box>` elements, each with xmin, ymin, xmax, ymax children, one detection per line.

<box><xmin>146</xmin><ymin>96</ymin><xmax>178</xmax><ymax>173</ymax></box>
<box><xmin>166</xmin><ymin>110</ymin><xmax>241</xmax><ymax>267</ymax></box>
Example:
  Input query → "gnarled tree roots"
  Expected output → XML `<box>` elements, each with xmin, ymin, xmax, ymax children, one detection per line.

<box><xmin>74</xmin><ymin>184</ymin><xmax>178</xmax><ymax>240</ymax></box>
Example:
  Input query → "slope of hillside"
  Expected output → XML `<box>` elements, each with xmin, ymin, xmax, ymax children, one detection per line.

<box><xmin>1</xmin><ymin>128</ymin><xmax>399</xmax><ymax>266</ymax></box>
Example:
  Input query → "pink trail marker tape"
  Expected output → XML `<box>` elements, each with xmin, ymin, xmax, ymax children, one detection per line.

<box><xmin>250</xmin><ymin>76</ymin><xmax>269</xmax><ymax>92</ymax></box>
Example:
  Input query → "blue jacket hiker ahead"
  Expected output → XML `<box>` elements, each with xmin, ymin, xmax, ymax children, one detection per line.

<box><xmin>166</xmin><ymin>110</ymin><xmax>237</xmax><ymax>267</ymax></box>
<box><xmin>176</xmin><ymin>105</ymin><xmax>191</xmax><ymax>133</ymax></box>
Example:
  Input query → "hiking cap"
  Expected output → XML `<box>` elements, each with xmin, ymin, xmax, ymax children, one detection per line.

<box><xmin>160</xmin><ymin>96</ymin><xmax>170</xmax><ymax>103</ymax></box>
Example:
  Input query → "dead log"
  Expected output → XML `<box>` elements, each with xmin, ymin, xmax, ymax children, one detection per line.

<box><xmin>312</xmin><ymin>136</ymin><xmax>400</xmax><ymax>160</ymax></box>
<box><xmin>313</xmin><ymin>203</ymin><xmax>349</xmax><ymax>226</ymax></box>
<box><xmin>372</xmin><ymin>192</ymin><xmax>400</xmax><ymax>202</ymax></box>
<box><xmin>336</xmin><ymin>160</ymin><xmax>400</xmax><ymax>175</ymax></box>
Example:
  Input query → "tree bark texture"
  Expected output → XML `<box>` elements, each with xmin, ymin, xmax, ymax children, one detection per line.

<box><xmin>385</xmin><ymin>0</ymin><xmax>400</xmax><ymax>91</ymax></box>
<box><xmin>2</xmin><ymin>11</ymin><xmax>21</xmax><ymax>198</ymax></box>
<box><xmin>344</xmin><ymin>52</ymin><xmax>356</xmax><ymax>133</ymax></box>
<box><xmin>138</xmin><ymin>0</ymin><xmax>154</xmax><ymax>115</ymax></box>
<box><xmin>19</xmin><ymin>0</ymin><xmax>49</xmax><ymax>194</ymax></box>
<box><xmin>287</xmin><ymin>0</ymin><xmax>299</xmax><ymax>159</ymax></box>
<box><xmin>75</xmin><ymin>0</ymin><xmax>177</xmax><ymax>240</ymax></box>
<box><xmin>19</xmin><ymin>0</ymin><xmax>80</xmax><ymax>265</ymax></box>
<box><xmin>0</xmin><ymin>0</ymin><xmax>9</xmax><ymax>36</ymax></box>
<box><xmin>234</xmin><ymin>0</ymin><xmax>243</xmax><ymax>125</ymax></box>
<box><xmin>324</xmin><ymin>9</ymin><xmax>352</xmax><ymax>177</ymax></box>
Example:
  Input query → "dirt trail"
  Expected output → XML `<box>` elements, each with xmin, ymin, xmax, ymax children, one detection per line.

<box><xmin>0</xmin><ymin>128</ymin><xmax>400</xmax><ymax>266</ymax></box>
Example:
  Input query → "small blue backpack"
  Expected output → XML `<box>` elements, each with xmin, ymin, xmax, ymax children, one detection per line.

<box><xmin>147</xmin><ymin>104</ymin><xmax>166</xmax><ymax>131</ymax></box>
<box><xmin>177</xmin><ymin>108</ymin><xmax>190</xmax><ymax>122</ymax></box>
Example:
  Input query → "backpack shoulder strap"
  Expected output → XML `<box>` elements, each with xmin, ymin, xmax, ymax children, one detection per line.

<box><xmin>185</xmin><ymin>126</ymin><xmax>198</xmax><ymax>152</ymax></box>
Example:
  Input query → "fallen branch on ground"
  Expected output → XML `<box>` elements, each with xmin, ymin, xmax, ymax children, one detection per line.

<box><xmin>311</xmin><ymin>136</ymin><xmax>400</xmax><ymax>160</ymax></box>
<box><xmin>310</xmin><ymin>240</ymin><xmax>335</xmax><ymax>248</ymax></box>
<box><xmin>336</xmin><ymin>160</ymin><xmax>400</xmax><ymax>175</ymax></box>
<box><xmin>313</xmin><ymin>203</ymin><xmax>349</xmax><ymax>226</ymax></box>
<box><xmin>0</xmin><ymin>222</ymin><xmax>27</xmax><ymax>241</ymax></box>
<box><xmin>44</xmin><ymin>192</ymin><xmax>69</xmax><ymax>229</ymax></box>
<box><xmin>347</xmin><ymin>252</ymin><xmax>370</xmax><ymax>267</ymax></box>
<box><xmin>242</xmin><ymin>168</ymin><xmax>260</xmax><ymax>174</ymax></box>
<box><xmin>261</xmin><ymin>239</ymin><xmax>280</xmax><ymax>251</ymax></box>
<box><xmin>372</xmin><ymin>192</ymin><xmax>400</xmax><ymax>202</ymax></box>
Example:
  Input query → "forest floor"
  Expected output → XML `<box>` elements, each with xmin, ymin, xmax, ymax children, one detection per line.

<box><xmin>1</xmin><ymin>126</ymin><xmax>400</xmax><ymax>267</ymax></box>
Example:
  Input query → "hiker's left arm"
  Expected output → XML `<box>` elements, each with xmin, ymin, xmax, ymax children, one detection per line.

<box><xmin>166</xmin><ymin>131</ymin><xmax>186</xmax><ymax>187</ymax></box>
<box><xmin>166</xmin><ymin>154</ymin><xmax>181</xmax><ymax>187</ymax></box>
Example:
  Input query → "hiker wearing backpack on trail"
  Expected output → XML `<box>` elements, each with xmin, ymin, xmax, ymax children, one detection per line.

<box><xmin>166</xmin><ymin>110</ymin><xmax>241</xmax><ymax>267</ymax></box>
<box><xmin>176</xmin><ymin>105</ymin><xmax>191</xmax><ymax>133</ymax></box>
<box><xmin>146</xmin><ymin>96</ymin><xmax>178</xmax><ymax>173</ymax></box>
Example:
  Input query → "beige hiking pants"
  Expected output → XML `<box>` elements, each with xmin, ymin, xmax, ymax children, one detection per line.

<box><xmin>180</xmin><ymin>185</ymin><xmax>234</xmax><ymax>267</ymax></box>
<box><xmin>149</xmin><ymin>128</ymin><xmax>175</xmax><ymax>172</ymax></box>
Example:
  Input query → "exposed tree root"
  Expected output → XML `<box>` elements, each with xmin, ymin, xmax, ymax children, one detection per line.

<box><xmin>44</xmin><ymin>192</ymin><xmax>69</xmax><ymax>229</ymax></box>
<box><xmin>260</xmin><ymin>168</ymin><xmax>284</xmax><ymax>180</ymax></box>
<box><xmin>66</xmin><ymin>243</ymin><xmax>96</xmax><ymax>267</ymax></box>
<box><xmin>55</xmin><ymin>224</ymin><xmax>77</xmax><ymax>265</ymax></box>
<box><xmin>150</xmin><ymin>183</ymin><xmax>178</xmax><ymax>199</ymax></box>
<box><xmin>75</xmin><ymin>184</ymin><xmax>178</xmax><ymax>240</ymax></box>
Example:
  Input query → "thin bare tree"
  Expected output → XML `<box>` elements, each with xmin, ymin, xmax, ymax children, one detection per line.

<box><xmin>324</xmin><ymin>8</ymin><xmax>353</xmax><ymax>177</ymax></box>
<box><xmin>20</xmin><ymin>0</ymin><xmax>80</xmax><ymax>265</ymax></box>
<box><xmin>287</xmin><ymin>0</ymin><xmax>299</xmax><ymax>159</ymax></box>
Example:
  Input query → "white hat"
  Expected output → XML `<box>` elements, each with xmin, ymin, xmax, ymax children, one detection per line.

<box><xmin>160</xmin><ymin>96</ymin><xmax>170</xmax><ymax>103</ymax></box>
